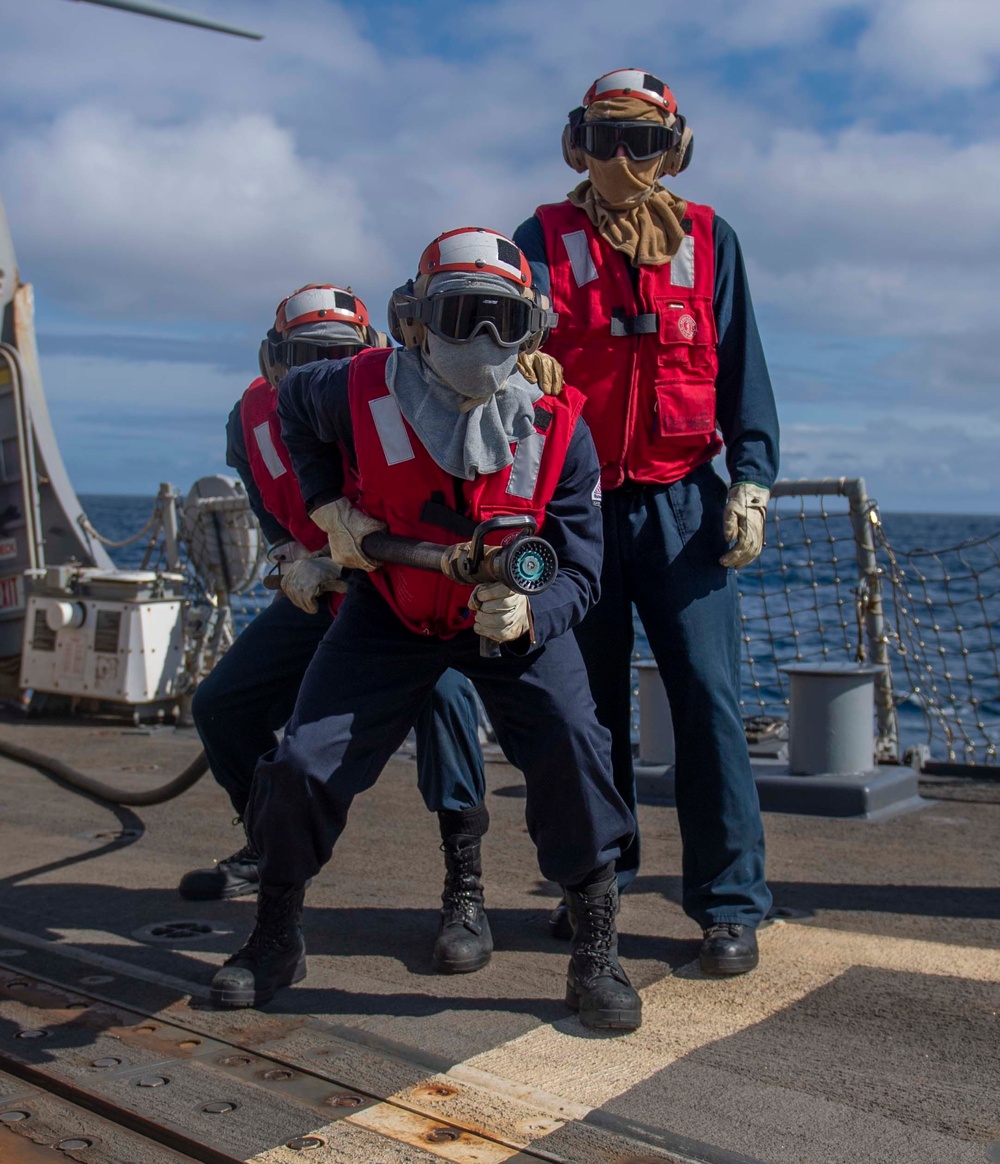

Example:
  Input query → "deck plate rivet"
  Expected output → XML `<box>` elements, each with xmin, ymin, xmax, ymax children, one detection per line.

<box><xmin>286</xmin><ymin>1136</ymin><xmax>324</xmax><ymax>1150</ymax></box>
<box><xmin>326</xmin><ymin>1093</ymin><xmax>364</xmax><ymax>1108</ymax></box>
<box><xmin>426</xmin><ymin>1128</ymin><xmax>460</xmax><ymax>1144</ymax></box>
<box><xmin>0</xmin><ymin>1111</ymin><xmax>30</xmax><ymax>1123</ymax></box>
<box><xmin>202</xmin><ymin>1101</ymin><xmax>237</xmax><ymax>1114</ymax></box>
<box><xmin>55</xmin><ymin>1139</ymin><xmax>94</xmax><ymax>1151</ymax></box>
<box><xmin>91</xmin><ymin>1057</ymin><xmax>123</xmax><ymax>1068</ymax></box>
<box><xmin>15</xmin><ymin>1029</ymin><xmax>50</xmax><ymax>1039</ymax></box>
<box><xmin>135</xmin><ymin>1076</ymin><xmax>169</xmax><ymax>1088</ymax></box>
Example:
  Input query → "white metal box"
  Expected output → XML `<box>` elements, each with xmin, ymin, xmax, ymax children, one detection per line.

<box><xmin>20</xmin><ymin>569</ymin><xmax>187</xmax><ymax>705</ymax></box>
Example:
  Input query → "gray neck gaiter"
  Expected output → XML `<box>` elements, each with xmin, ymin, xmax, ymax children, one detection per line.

<box><xmin>387</xmin><ymin>338</ymin><xmax>541</xmax><ymax>481</ymax></box>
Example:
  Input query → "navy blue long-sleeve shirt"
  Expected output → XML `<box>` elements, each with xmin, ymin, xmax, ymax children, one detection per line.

<box><xmin>512</xmin><ymin>211</ymin><xmax>780</xmax><ymax>490</ymax></box>
<box><xmin>277</xmin><ymin>358</ymin><xmax>605</xmax><ymax>646</ymax></box>
<box><xmin>225</xmin><ymin>398</ymin><xmax>292</xmax><ymax>547</ymax></box>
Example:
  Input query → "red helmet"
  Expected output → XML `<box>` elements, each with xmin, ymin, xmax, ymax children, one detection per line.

<box><xmin>389</xmin><ymin>228</ymin><xmax>554</xmax><ymax>354</ymax></box>
<box><xmin>582</xmin><ymin>68</ymin><xmax>678</xmax><ymax>115</ymax></box>
<box><xmin>274</xmin><ymin>284</ymin><xmax>370</xmax><ymax>334</ymax></box>
<box><xmin>417</xmin><ymin>228</ymin><xmax>532</xmax><ymax>290</ymax></box>
<box><xmin>259</xmin><ymin>284</ymin><xmax>385</xmax><ymax>387</ymax></box>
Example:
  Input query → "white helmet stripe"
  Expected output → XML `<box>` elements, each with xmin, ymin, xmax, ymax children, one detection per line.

<box><xmin>592</xmin><ymin>68</ymin><xmax>665</xmax><ymax>104</ymax></box>
<box><xmin>284</xmin><ymin>286</ymin><xmax>356</xmax><ymax>322</ymax></box>
<box><xmin>435</xmin><ymin>232</ymin><xmax>524</xmax><ymax>281</ymax></box>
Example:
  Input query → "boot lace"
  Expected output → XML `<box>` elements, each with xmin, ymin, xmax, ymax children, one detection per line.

<box><xmin>704</xmin><ymin>923</ymin><xmax>744</xmax><ymax>941</ymax></box>
<box><xmin>230</xmin><ymin>890</ymin><xmax>300</xmax><ymax>962</ymax></box>
<box><xmin>573</xmin><ymin>884</ymin><xmax>628</xmax><ymax>984</ymax></box>
<box><xmin>440</xmin><ymin>841</ymin><xmax>484</xmax><ymax>929</ymax></box>
<box><xmin>217</xmin><ymin>841</ymin><xmax>259</xmax><ymax>869</ymax></box>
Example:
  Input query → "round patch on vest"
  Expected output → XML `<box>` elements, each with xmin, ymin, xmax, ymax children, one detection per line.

<box><xmin>678</xmin><ymin>314</ymin><xmax>698</xmax><ymax>340</ymax></box>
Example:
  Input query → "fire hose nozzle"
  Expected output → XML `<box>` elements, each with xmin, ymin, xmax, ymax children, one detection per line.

<box><xmin>265</xmin><ymin>516</ymin><xmax>558</xmax><ymax>659</ymax></box>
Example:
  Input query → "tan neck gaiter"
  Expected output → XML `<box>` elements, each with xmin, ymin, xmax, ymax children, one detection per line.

<box><xmin>567</xmin><ymin>97</ymin><xmax>687</xmax><ymax>267</ymax></box>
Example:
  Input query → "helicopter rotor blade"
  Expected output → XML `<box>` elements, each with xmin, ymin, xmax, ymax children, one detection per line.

<box><xmin>66</xmin><ymin>0</ymin><xmax>263</xmax><ymax>40</ymax></box>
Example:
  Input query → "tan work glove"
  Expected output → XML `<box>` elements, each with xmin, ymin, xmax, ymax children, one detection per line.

<box><xmin>720</xmin><ymin>483</ymin><xmax>770</xmax><ymax>569</ymax></box>
<box><xmin>517</xmin><ymin>350</ymin><xmax>564</xmax><ymax>396</ymax></box>
<box><xmin>470</xmin><ymin>582</ymin><xmax>533</xmax><ymax>643</ymax></box>
<box><xmin>266</xmin><ymin>539</ymin><xmax>312</xmax><ymax>565</ymax></box>
<box><xmin>310</xmin><ymin>497</ymin><xmax>386</xmax><ymax>571</ymax></box>
<box><xmin>280</xmin><ymin>555</ymin><xmax>347</xmax><ymax>614</ymax></box>
<box><xmin>442</xmin><ymin>541</ymin><xmax>473</xmax><ymax>584</ymax></box>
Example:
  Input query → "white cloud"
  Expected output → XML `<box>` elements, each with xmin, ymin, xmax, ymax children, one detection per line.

<box><xmin>857</xmin><ymin>0</ymin><xmax>1000</xmax><ymax>88</ymax></box>
<box><xmin>778</xmin><ymin>410</ymin><xmax>1000</xmax><ymax>512</ymax></box>
<box><xmin>2</xmin><ymin>107</ymin><xmax>387</xmax><ymax>321</ymax></box>
<box><xmin>690</xmin><ymin>122</ymin><xmax>1000</xmax><ymax>351</ymax></box>
<box><xmin>42</xmin><ymin>353</ymin><xmax>241</xmax><ymax>493</ymax></box>
<box><xmin>4</xmin><ymin>0</ymin><xmax>1000</xmax><ymax>508</ymax></box>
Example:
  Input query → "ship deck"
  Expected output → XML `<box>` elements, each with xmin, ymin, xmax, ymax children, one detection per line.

<box><xmin>0</xmin><ymin>717</ymin><xmax>997</xmax><ymax>1164</ymax></box>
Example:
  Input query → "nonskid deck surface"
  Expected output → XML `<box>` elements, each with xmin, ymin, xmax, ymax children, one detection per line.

<box><xmin>0</xmin><ymin>720</ymin><xmax>997</xmax><ymax>1164</ymax></box>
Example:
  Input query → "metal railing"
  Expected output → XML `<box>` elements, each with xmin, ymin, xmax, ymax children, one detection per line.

<box><xmin>84</xmin><ymin>478</ymin><xmax>1000</xmax><ymax>765</ymax></box>
<box><xmin>736</xmin><ymin>477</ymin><xmax>897</xmax><ymax>761</ymax></box>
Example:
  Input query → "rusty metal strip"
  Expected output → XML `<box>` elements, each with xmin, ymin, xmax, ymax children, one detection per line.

<box><xmin>0</xmin><ymin>953</ymin><xmax>717</xmax><ymax>1164</ymax></box>
<box><xmin>0</xmin><ymin>1053</ymin><xmax>243</xmax><ymax>1164</ymax></box>
<box><xmin>0</xmin><ymin>1071</ymin><xmax>200</xmax><ymax>1164</ymax></box>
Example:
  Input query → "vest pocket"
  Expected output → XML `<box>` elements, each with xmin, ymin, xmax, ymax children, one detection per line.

<box><xmin>653</xmin><ymin>377</ymin><xmax>717</xmax><ymax>436</ymax></box>
<box><xmin>653</xmin><ymin>298</ymin><xmax>716</xmax><ymax>378</ymax></box>
<box><xmin>650</xmin><ymin>296</ymin><xmax>717</xmax><ymax>435</ymax></box>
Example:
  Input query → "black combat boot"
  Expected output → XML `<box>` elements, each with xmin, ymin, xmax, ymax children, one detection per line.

<box><xmin>548</xmin><ymin>896</ymin><xmax>573</xmax><ymax>940</ymax></box>
<box><xmin>179</xmin><ymin>821</ymin><xmax>260</xmax><ymax>901</ymax></box>
<box><xmin>433</xmin><ymin>834</ymin><xmax>493</xmax><ymax>974</ymax></box>
<box><xmin>699</xmin><ymin>923</ymin><xmax>759</xmax><ymax>976</ymax></box>
<box><xmin>564</xmin><ymin>866</ymin><xmax>642</xmax><ymax>1031</ymax></box>
<box><xmin>210</xmin><ymin>884</ymin><xmax>306</xmax><ymax>1008</ymax></box>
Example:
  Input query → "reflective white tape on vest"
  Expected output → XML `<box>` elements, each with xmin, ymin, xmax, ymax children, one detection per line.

<box><xmin>670</xmin><ymin>235</ymin><xmax>695</xmax><ymax>289</ymax></box>
<box><xmin>252</xmin><ymin>421</ymin><xmax>287</xmax><ymax>480</ymax></box>
<box><xmin>562</xmin><ymin>231</ymin><xmax>599</xmax><ymax>288</ymax></box>
<box><xmin>506</xmin><ymin>431</ymin><xmax>545</xmax><ymax>500</ymax></box>
<box><xmin>370</xmin><ymin>395</ymin><xmax>415</xmax><ymax>466</ymax></box>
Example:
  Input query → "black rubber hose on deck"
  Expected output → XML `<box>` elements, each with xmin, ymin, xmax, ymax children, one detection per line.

<box><xmin>0</xmin><ymin>737</ymin><xmax>209</xmax><ymax>806</ymax></box>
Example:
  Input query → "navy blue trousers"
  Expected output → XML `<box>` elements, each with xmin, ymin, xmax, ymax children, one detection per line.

<box><xmin>247</xmin><ymin>578</ymin><xmax>633</xmax><ymax>887</ymax></box>
<box><xmin>192</xmin><ymin>593</ymin><xmax>484</xmax><ymax>820</ymax></box>
<box><xmin>573</xmin><ymin>464</ymin><xmax>771</xmax><ymax>927</ymax></box>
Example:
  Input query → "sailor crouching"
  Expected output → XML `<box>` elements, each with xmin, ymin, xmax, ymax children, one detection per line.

<box><xmin>186</xmin><ymin>283</ymin><xmax>491</xmax><ymax>975</ymax></box>
<box><xmin>209</xmin><ymin>228</ymin><xmax>642</xmax><ymax>1032</ymax></box>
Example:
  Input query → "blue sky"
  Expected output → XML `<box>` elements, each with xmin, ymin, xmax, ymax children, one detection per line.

<box><xmin>2</xmin><ymin>0</ymin><xmax>1000</xmax><ymax>510</ymax></box>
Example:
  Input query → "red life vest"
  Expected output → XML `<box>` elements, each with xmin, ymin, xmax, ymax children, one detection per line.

<box><xmin>536</xmin><ymin>199</ymin><xmax>722</xmax><ymax>489</ymax></box>
<box><xmin>240</xmin><ymin>377</ymin><xmax>327</xmax><ymax>554</ymax></box>
<box><xmin>348</xmin><ymin>347</ymin><xmax>583</xmax><ymax>639</ymax></box>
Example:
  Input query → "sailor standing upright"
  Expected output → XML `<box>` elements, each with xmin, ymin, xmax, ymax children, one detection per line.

<box><xmin>514</xmin><ymin>69</ymin><xmax>780</xmax><ymax>974</ymax></box>
<box><xmin>209</xmin><ymin>229</ymin><xmax>643</xmax><ymax>1032</ymax></box>
<box><xmin>184</xmin><ymin>284</ymin><xmax>493</xmax><ymax>976</ymax></box>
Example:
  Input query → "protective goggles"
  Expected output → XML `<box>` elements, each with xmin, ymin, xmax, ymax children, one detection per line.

<box><xmin>273</xmin><ymin>339</ymin><xmax>362</xmax><ymax>367</ymax></box>
<box><xmin>410</xmin><ymin>291</ymin><xmax>556</xmax><ymax>348</ymax></box>
<box><xmin>576</xmin><ymin>120</ymin><xmax>677</xmax><ymax>162</ymax></box>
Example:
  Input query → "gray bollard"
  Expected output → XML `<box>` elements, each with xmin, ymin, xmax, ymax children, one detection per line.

<box><xmin>636</xmin><ymin>661</ymin><xmax>674</xmax><ymax>766</ymax></box>
<box><xmin>781</xmin><ymin>663</ymin><xmax>882</xmax><ymax>776</ymax></box>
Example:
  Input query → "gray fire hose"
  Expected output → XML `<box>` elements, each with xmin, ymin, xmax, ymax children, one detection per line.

<box><xmin>266</xmin><ymin>515</ymin><xmax>559</xmax><ymax>657</ymax></box>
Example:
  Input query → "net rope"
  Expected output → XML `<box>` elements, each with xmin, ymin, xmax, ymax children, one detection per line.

<box><xmin>733</xmin><ymin>494</ymin><xmax>1000</xmax><ymax>765</ymax></box>
<box><xmin>875</xmin><ymin>524</ymin><xmax>1000</xmax><ymax>764</ymax></box>
<box><xmin>93</xmin><ymin>488</ymin><xmax>1000</xmax><ymax>764</ymax></box>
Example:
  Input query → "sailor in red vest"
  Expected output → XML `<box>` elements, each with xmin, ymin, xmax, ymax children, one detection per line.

<box><xmin>513</xmin><ymin>69</ymin><xmax>780</xmax><ymax>975</ymax></box>
<box><xmin>209</xmin><ymin>229</ymin><xmax>642</xmax><ymax>1032</ymax></box>
<box><xmin>185</xmin><ymin>284</ymin><xmax>493</xmax><ymax>977</ymax></box>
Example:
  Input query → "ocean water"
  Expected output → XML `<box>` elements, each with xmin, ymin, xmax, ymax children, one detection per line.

<box><xmin>80</xmin><ymin>495</ymin><xmax>1000</xmax><ymax>761</ymax></box>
